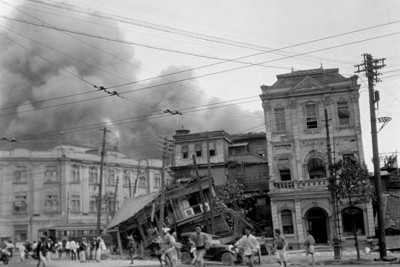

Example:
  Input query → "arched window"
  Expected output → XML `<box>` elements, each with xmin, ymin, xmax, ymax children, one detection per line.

<box><xmin>308</xmin><ymin>158</ymin><xmax>326</xmax><ymax>179</ymax></box>
<box><xmin>281</xmin><ymin>209</ymin><xmax>294</xmax><ymax>234</ymax></box>
<box><xmin>342</xmin><ymin>207</ymin><xmax>365</xmax><ymax>235</ymax></box>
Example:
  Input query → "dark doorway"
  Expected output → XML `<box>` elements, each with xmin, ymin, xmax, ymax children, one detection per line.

<box><xmin>306</xmin><ymin>208</ymin><xmax>328</xmax><ymax>243</ymax></box>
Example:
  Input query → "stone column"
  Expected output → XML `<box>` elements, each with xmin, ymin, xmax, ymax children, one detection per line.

<box><xmin>271</xmin><ymin>200</ymin><xmax>279</xmax><ymax>231</ymax></box>
<box><xmin>295</xmin><ymin>199</ymin><xmax>305</xmax><ymax>243</ymax></box>
<box><xmin>82</xmin><ymin>165</ymin><xmax>89</xmax><ymax>213</ymax></box>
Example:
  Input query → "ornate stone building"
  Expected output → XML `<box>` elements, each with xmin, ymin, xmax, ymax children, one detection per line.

<box><xmin>0</xmin><ymin>144</ymin><xmax>165</xmax><ymax>244</ymax></box>
<box><xmin>260</xmin><ymin>68</ymin><xmax>375</xmax><ymax>249</ymax></box>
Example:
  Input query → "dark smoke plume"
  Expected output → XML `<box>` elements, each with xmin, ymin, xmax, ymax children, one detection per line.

<box><xmin>0</xmin><ymin>1</ymin><xmax>264</xmax><ymax>159</ymax></box>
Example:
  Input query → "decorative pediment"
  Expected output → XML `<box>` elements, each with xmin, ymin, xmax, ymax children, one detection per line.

<box><xmin>290</xmin><ymin>76</ymin><xmax>327</xmax><ymax>92</ymax></box>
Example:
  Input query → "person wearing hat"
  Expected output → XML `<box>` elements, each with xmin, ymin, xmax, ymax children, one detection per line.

<box><xmin>127</xmin><ymin>235</ymin><xmax>136</xmax><ymax>264</ymax></box>
<box><xmin>189</xmin><ymin>225</ymin><xmax>210</xmax><ymax>267</ymax></box>
<box><xmin>161</xmin><ymin>227</ymin><xmax>176</xmax><ymax>267</ymax></box>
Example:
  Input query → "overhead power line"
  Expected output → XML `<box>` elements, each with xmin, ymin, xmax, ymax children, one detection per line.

<box><xmin>1</xmin><ymin>30</ymin><xmax>399</xmax><ymax>119</ymax></box>
<box><xmin>14</xmin><ymin>96</ymin><xmax>261</xmax><ymax>140</ymax></box>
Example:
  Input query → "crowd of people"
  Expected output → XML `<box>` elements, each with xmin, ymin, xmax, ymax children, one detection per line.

<box><xmin>2</xmin><ymin>236</ymin><xmax>107</xmax><ymax>266</ymax></box>
<box><xmin>1</xmin><ymin>226</ymin><xmax>317</xmax><ymax>267</ymax></box>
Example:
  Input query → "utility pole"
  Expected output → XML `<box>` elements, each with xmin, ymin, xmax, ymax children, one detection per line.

<box><xmin>157</xmin><ymin>135</ymin><xmax>175</xmax><ymax>234</ymax></box>
<box><xmin>355</xmin><ymin>53</ymin><xmax>387</xmax><ymax>258</ymax></box>
<box><xmin>193</xmin><ymin>155</ymin><xmax>211</xmax><ymax>233</ymax></box>
<box><xmin>325</xmin><ymin>109</ymin><xmax>341</xmax><ymax>259</ymax></box>
<box><xmin>113</xmin><ymin>175</ymin><xmax>119</xmax><ymax>217</ymax></box>
<box><xmin>206</xmin><ymin>132</ymin><xmax>216</xmax><ymax>234</ymax></box>
<box><xmin>97</xmin><ymin>127</ymin><xmax>110</xmax><ymax>236</ymax></box>
<box><xmin>128</xmin><ymin>171</ymin><xmax>132</xmax><ymax>198</ymax></box>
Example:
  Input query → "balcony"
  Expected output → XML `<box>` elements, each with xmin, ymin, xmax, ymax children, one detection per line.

<box><xmin>273</xmin><ymin>178</ymin><xmax>328</xmax><ymax>191</ymax></box>
<box><xmin>298</xmin><ymin>178</ymin><xmax>328</xmax><ymax>188</ymax></box>
<box><xmin>273</xmin><ymin>180</ymin><xmax>294</xmax><ymax>189</ymax></box>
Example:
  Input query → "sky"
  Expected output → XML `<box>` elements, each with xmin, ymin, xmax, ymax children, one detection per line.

<box><xmin>0</xmin><ymin>0</ymin><xmax>399</xmax><ymax>170</ymax></box>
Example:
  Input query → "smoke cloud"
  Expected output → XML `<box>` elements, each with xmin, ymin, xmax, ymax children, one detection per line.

<box><xmin>1</xmin><ymin>1</ymin><xmax>264</xmax><ymax>159</ymax></box>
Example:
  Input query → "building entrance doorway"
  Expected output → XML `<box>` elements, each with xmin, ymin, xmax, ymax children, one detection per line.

<box><xmin>306</xmin><ymin>208</ymin><xmax>328</xmax><ymax>244</ymax></box>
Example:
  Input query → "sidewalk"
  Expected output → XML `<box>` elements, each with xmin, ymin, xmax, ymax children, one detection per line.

<box><xmin>261</xmin><ymin>249</ymin><xmax>400</xmax><ymax>266</ymax></box>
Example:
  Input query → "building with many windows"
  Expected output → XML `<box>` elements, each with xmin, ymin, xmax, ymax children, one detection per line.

<box><xmin>172</xmin><ymin>129</ymin><xmax>270</xmax><ymax>229</ymax></box>
<box><xmin>260</xmin><ymin>68</ymin><xmax>374</xmax><ymax>249</ymax></box>
<box><xmin>0</xmin><ymin>144</ymin><xmax>166</xmax><ymax>244</ymax></box>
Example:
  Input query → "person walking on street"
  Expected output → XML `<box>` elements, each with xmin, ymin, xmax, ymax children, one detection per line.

<box><xmin>91</xmin><ymin>237</ymin><xmax>98</xmax><ymax>262</ymax></box>
<box><xmin>304</xmin><ymin>230</ymin><xmax>316</xmax><ymax>266</ymax></box>
<box><xmin>19</xmin><ymin>242</ymin><xmax>27</xmax><ymax>262</ymax></box>
<box><xmin>161</xmin><ymin>228</ymin><xmax>176</xmax><ymax>267</ymax></box>
<box><xmin>273</xmin><ymin>229</ymin><xmax>288</xmax><ymax>267</ymax></box>
<box><xmin>70</xmin><ymin>238</ymin><xmax>77</xmax><ymax>260</ymax></box>
<box><xmin>96</xmin><ymin>237</ymin><xmax>106</xmax><ymax>262</ymax></box>
<box><xmin>127</xmin><ymin>235</ymin><xmax>136</xmax><ymax>264</ymax></box>
<box><xmin>36</xmin><ymin>236</ymin><xmax>48</xmax><ymax>267</ymax></box>
<box><xmin>85</xmin><ymin>238</ymin><xmax>91</xmax><ymax>262</ymax></box>
<box><xmin>189</xmin><ymin>225</ymin><xmax>210</xmax><ymax>267</ymax></box>
<box><xmin>65</xmin><ymin>239</ymin><xmax>71</xmax><ymax>259</ymax></box>
<box><xmin>234</xmin><ymin>227</ymin><xmax>260</xmax><ymax>267</ymax></box>
<box><xmin>56</xmin><ymin>239</ymin><xmax>63</xmax><ymax>259</ymax></box>
<box><xmin>78</xmin><ymin>237</ymin><xmax>87</xmax><ymax>262</ymax></box>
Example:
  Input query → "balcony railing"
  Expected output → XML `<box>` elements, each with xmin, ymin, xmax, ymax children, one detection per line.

<box><xmin>273</xmin><ymin>178</ymin><xmax>328</xmax><ymax>190</ymax></box>
<box><xmin>273</xmin><ymin>180</ymin><xmax>294</xmax><ymax>189</ymax></box>
<box><xmin>298</xmin><ymin>178</ymin><xmax>328</xmax><ymax>188</ymax></box>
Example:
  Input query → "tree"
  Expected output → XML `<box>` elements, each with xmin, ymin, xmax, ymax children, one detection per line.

<box><xmin>216</xmin><ymin>179</ymin><xmax>246</xmax><ymax>211</ymax></box>
<box><xmin>329</xmin><ymin>159</ymin><xmax>375</xmax><ymax>260</ymax></box>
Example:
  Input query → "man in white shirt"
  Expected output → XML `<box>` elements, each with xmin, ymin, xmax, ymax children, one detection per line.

<box><xmin>234</xmin><ymin>228</ymin><xmax>260</xmax><ymax>267</ymax></box>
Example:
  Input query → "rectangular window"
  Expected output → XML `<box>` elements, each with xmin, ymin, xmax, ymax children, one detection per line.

<box><xmin>107</xmin><ymin>170</ymin><xmax>116</xmax><ymax>185</ymax></box>
<box><xmin>14</xmin><ymin>166</ymin><xmax>27</xmax><ymax>183</ymax></box>
<box><xmin>14</xmin><ymin>225</ymin><xmax>28</xmax><ymax>242</ymax></box>
<box><xmin>182</xmin><ymin>146</ymin><xmax>188</xmax><ymax>159</ymax></box>
<box><xmin>70</xmin><ymin>195</ymin><xmax>80</xmax><ymax>212</ymax></box>
<box><xmin>258</xmin><ymin>147</ymin><xmax>265</xmax><ymax>157</ymax></box>
<box><xmin>89</xmin><ymin>167</ymin><xmax>98</xmax><ymax>184</ymax></box>
<box><xmin>195</xmin><ymin>144</ymin><xmax>202</xmax><ymax>157</ymax></box>
<box><xmin>71</xmin><ymin>165</ymin><xmax>80</xmax><ymax>183</ymax></box>
<box><xmin>45</xmin><ymin>195</ymin><xmax>58</xmax><ymax>213</ymax></box>
<box><xmin>124</xmin><ymin>171</ymin><xmax>131</xmax><ymax>186</ymax></box>
<box><xmin>14</xmin><ymin>194</ymin><xmax>27</xmax><ymax>213</ymax></box>
<box><xmin>89</xmin><ymin>197</ymin><xmax>97</xmax><ymax>212</ymax></box>
<box><xmin>45</xmin><ymin>166</ymin><xmax>58</xmax><ymax>182</ymax></box>
<box><xmin>138</xmin><ymin>176</ymin><xmax>146</xmax><ymax>187</ymax></box>
<box><xmin>305</xmin><ymin>104</ymin><xmax>318</xmax><ymax>129</ymax></box>
<box><xmin>209</xmin><ymin>143</ymin><xmax>216</xmax><ymax>157</ymax></box>
<box><xmin>278</xmin><ymin>159</ymin><xmax>291</xmax><ymax>181</ymax></box>
<box><xmin>337</xmin><ymin>102</ymin><xmax>350</xmax><ymax>126</ymax></box>
<box><xmin>342</xmin><ymin>153</ymin><xmax>356</xmax><ymax>163</ymax></box>
<box><xmin>274</xmin><ymin>108</ymin><xmax>286</xmax><ymax>132</ymax></box>
<box><xmin>154</xmin><ymin>174</ymin><xmax>161</xmax><ymax>188</ymax></box>
<box><xmin>281</xmin><ymin>210</ymin><xmax>294</xmax><ymax>234</ymax></box>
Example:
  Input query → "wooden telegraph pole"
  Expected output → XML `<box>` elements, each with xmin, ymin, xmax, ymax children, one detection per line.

<box><xmin>97</xmin><ymin>127</ymin><xmax>110</xmax><ymax>236</ymax></box>
<box><xmin>206</xmin><ymin>132</ymin><xmax>216</xmax><ymax>234</ymax></box>
<box><xmin>157</xmin><ymin>135</ymin><xmax>175</xmax><ymax>235</ymax></box>
<box><xmin>355</xmin><ymin>54</ymin><xmax>387</xmax><ymax>258</ymax></box>
<box><xmin>325</xmin><ymin>109</ymin><xmax>341</xmax><ymax>259</ymax></box>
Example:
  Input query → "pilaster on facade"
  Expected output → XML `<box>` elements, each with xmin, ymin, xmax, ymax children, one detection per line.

<box><xmin>260</xmin><ymin>68</ymin><xmax>369</xmax><ymax>248</ymax></box>
<box><xmin>0</xmin><ymin>145</ymin><xmax>165</xmax><ymax>243</ymax></box>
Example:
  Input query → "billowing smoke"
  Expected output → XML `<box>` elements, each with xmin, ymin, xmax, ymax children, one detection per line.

<box><xmin>1</xmin><ymin>1</ymin><xmax>264</xmax><ymax>159</ymax></box>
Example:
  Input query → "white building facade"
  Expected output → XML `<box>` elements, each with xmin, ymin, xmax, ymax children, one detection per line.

<box><xmin>0</xmin><ymin>145</ymin><xmax>165</xmax><ymax>243</ymax></box>
<box><xmin>260</xmin><ymin>68</ymin><xmax>375</xmax><ymax>249</ymax></box>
